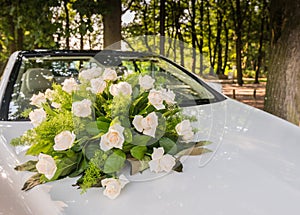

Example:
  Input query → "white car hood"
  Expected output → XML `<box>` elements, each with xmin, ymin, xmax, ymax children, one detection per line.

<box><xmin>1</xmin><ymin>99</ymin><xmax>300</xmax><ymax>215</ymax></box>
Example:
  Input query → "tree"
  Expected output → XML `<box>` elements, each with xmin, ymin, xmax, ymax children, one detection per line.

<box><xmin>265</xmin><ymin>0</ymin><xmax>300</xmax><ymax>125</ymax></box>
<box><xmin>230</xmin><ymin>0</ymin><xmax>244</xmax><ymax>86</ymax></box>
<box><xmin>103</xmin><ymin>0</ymin><xmax>122</xmax><ymax>48</ymax></box>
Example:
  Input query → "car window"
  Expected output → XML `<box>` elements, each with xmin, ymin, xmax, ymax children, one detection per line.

<box><xmin>119</xmin><ymin>57</ymin><xmax>216</xmax><ymax>106</ymax></box>
<box><xmin>7</xmin><ymin>56</ymin><xmax>95</xmax><ymax>120</ymax></box>
<box><xmin>1</xmin><ymin>52</ymin><xmax>225</xmax><ymax>121</ymax></box>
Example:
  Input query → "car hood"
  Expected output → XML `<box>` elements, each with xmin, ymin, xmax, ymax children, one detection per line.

<box><xmin>1</xmin><ymin>99</ymin><xmax>300</xmax><ymax>215</ymax></box>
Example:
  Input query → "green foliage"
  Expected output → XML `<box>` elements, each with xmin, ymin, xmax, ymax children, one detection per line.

<box><xmin>81</xmin><ymin>162</ymin><xmax>102</xmax><ymax>192</ymax></box>
<box><xmin>26</xmin><ymin>110</ymin><xmax>74</xmax><ymax>155</ymax></box>
<box><xmin>159</xmin><ymin>137</ymin><xmax>177</xmax><ymax>155</ymax></box>
<box><xmin>130</xmin><ymin>145</ymin><xmax>147</xmax><ymax>160</ymax></box>
<box><xmin>103</xmin><ymin>150</ymin><xmax>126</xmax><ymax>174</ymax></box>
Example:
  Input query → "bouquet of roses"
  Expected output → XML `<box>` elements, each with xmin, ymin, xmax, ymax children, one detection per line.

<box><xmin>11</xmin><ymin>65</ymin><xmax>211</xmax><ymax>199</ymax></box>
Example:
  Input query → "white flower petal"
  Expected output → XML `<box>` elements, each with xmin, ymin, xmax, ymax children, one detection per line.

<box><xmin>90</xmin><ymin>77</ymin><xmax>107</xmax><ymax>94</ymax></box>
<box><xmin>36</xmin><ymin>153</ymin><xmax>57</xmax><ymax>180</ymax></box>
<box><xmin>143</xmin><ymin>127</ymin><xmax>156</xmax><ymax>138</ymax></box>
<box><xmin>62</xmin><ymin>78</ymin><xmax>79</xmax><ymax>94</ymax></box>
<box><xmin>53</xmin><ymin>131</ymin><xmax>76</xmax><ymax>151</ymax></box>
<box><xmin>132</xmin><ymin>115</ymin><xmax>144</xmax><ymax>132</ymax></box>
<box><xmin>30</xmin><ymin>92</ymin><xmax>46</xmax><ymax>107</ymax></box>
<box><xmin>101</xmin><ymin>178</ymin><xmax>123</xmax><ymax>199</ymax></box>
<box><xmin>29</xmin><ymin>108</ymin><xmax>47</xmax><ymax>127</ymax></box>
<box><xmin>182</xmin><ymin>131</ymin><xmax>194</xmax><ymax>142</ymax></box>
<box><xmin>148</xmin><ymin>159</ymin><xmax>161</xmax><ymax>173</ymax></box>
<box><xmin>45</xmin><ymin>89</ymin><xmax>55</xmax><ymax>101</ymax></box>
<box><xmin>79</xmin><ymin>67</ymin><xmax>102</xmax><ymax>81</ymax></box>
<box><xmin>100</xmin><ymin>133</ymin><xmax>112</xmax><ymax>151</ymax></box>
<box><xmin>99</xmin><ymin>124</ymin><xmax>125</xmax><ymax>151</ymax></box>
<box><xmin>151</xmin><ymin>147</ymin><xmax>164</xmax><ymax>160</ymax></box>
<box><xmin>148</xmin><ymin>89</ymin><xmax>165</xmax><ymax>110</ymax></box>
<box><xmin>139</xmin><ymin>75</ymin><xmax>155</xmax><ymax>90</ymax></box>
<box><xmin>160</xmin><ymin>154</ymin><xmax>176</xmax><ymax>172</ymax></box>
<box><xmin>103</xmin><ymin>68</ymin><xmax>118</xmax><ymax>81</ymax></box>
<box><xmin>175</xmin><ymin>120</ymin><xmax>193</xmax><ymax>136</ymax></box>
<box><xmin>72</xmin><ymin>99</ymin><xmax>92</xmax><ymax>118</ymax></box>
<box><xmin>109</xmin><ymin>82</ymin><xmax>132</xmax><ymax>97</ymax></box>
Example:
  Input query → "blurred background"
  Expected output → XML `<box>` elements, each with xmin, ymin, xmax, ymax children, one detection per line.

<box><xmin>0</xmin><ymin>0</ymin><xmax>299</xmax><ymax>126</ymax></box>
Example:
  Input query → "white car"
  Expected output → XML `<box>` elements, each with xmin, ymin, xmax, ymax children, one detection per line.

<box><xmin>0</xmin><ymin>50</ymin><xmax>300</xmax><ymax>215</ymax></box>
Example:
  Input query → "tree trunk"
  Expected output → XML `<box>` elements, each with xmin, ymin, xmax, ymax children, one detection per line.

<box><xmin>215</xmin><ymin>0</ymin><xmax>224</xmax><ymax>76</ymax></box>
<box><xmin>265</xmin><ymin>0</ymin><xmax>300</xmax><ymax>125</ymax></box>
<box><xmin>199</xmin><ymin>0</ymin><xmax>204</xmax><ymax>75</ymax></box>
<box><xmin>8</xmin><ymin>14</ymin><xmax>16</xmax><ymax>54</ymax></box>
<box><xmin>222</xmin><ymin>21</ymin><xmax>229</xmax><ymax>74</ymax></box>
<box><xmin>206</xmin><ymin>1</ymin><xmax>214</xmax><ymax>75</ymax></box>
<box><xmin>235</xmin><ymin>0</ymin><xmax>243</xmax><ymax>86</ymax></box>
<box><xmin>103</xmin><ymin>0</ymin><xmax>121</xmax><ymax>49</ymax></box>
<box><xmin>191</xmin><ymin>0</ymin><xmax>196</xmax><ymax>74</ymax></box>
<box><xmin>63</xmin><ymin>0</ymin><xmax>70</xmax><ymax>49</ymax></box>
<box><xmin>159</xmin><ymin>0</ymin><xmax>165</xmax><ymax>56</ymax></box>
<box><xmin>254</xmin><ymin>0</ymin><xmax>267</xmax><ymax>84</ymax></box>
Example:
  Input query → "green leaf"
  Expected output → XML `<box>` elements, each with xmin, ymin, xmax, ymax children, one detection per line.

<box><xmin>10</xmin><ymin>137</ymin><xmax>22</xmax><ymax>146</ymax></box>
<box><xmin>72</xmin><ymin>136</ymin><xmax>90</xmax><ymax>152</ymax></box>
<box><xmin>69</xmin><ymin>154</ymin><xmax>89</xmax><ymax>177</ymax></box>
<box><xmin>194</xmin><ymin>141</ymin><xmax>212</xmax><ymax>147</ymax></box>
<box><xmin>103</xmin><ymin>150</ymin><xmax>126</xmax><ymax>174</ymax></box>
<box><xmin>124</xmin><ymin>128</ymin><xmax>132</xmax><ymax>143</ymax></box>
<box><xmin>132</xmin><ymin>134</ymin><xmax>152</xmax><ymax>146</ymax></box>
<box><xmin>154</xmin><ymin>113</ymin><xmax>166</xmax><ymax>140</ymax></box>
<box><xmin>84</xmin><ymin>141</ymin><xmax>100</xmax><ymax>160</ymax></box>
<box><xmin>21</xmin><ymin>173</ymin><xmax>44</xmax><ymax>191</ymax></box>
<box><xmin>96</xmin><ymin>117</ymin><xmax>110</xmax><ymax>133</ymax></box>
<box><xmin>53</xmin><ymin>155</ymin><xmax>79</xmax><ymax>180</ymax></box>
<box><xmin>86</xmin><ymin>121</ymin><xmax>100</xmax><ymax>136</ymax></box>
<box><xmin>159</xmin><ymin>137</ymin><xmax>177</xmax><ymax>155</ymax></box>
<box><xmin>130</xmin><ymin>145</ymin><xmax>147</xmax><ymax>160</ymax></box>
<box><xmin>15</xmin><ymin>160</ymin><xmax>37</xmax><ymax>172</ymax></box>
<box><xmin>26</xmin><ymin>141</ymin><xmax>53</xmax><ymax>156</ymax></box>
<box><xmin>176</xmin><ymin>147</ymin><xmax>212</xmax><ymax>157</ymax></box>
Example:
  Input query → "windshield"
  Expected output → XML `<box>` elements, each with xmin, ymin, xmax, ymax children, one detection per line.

<box><xmin>0</xmin><ymin>51</ymin><xmax>225</xmax><ymax>121</ymax></box>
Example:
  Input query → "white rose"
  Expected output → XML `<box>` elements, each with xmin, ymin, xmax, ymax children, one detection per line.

<box><xmin>139</xmin><ymin>75</ymin><xmax>155</xmax><ymax>90</ymax></box>
<box><xmin>161</xmin><ymin>89</ymin><xmax>176</xmax><ymax>104</ymax></box>
<box><xmin>72</xmin><ymin>99</ymin><xmax>92</xmax><ymax>118</ymax></box>
<box><xmin>51</xmin><ymin>102</ymin><xmax>61</xmax><ymax>109</ymax></box>
<box><xmin>36</xmin><ymin>153</ymin><xmax>57</xmax><ymax>180</ymax></box>
<box><xmin>79</xmin><ymin>67</ymin><xmax>102</xmax><ymax>81</ymax></box>
<box><xmin>141</xmin><ymin>112</ymin><xmax>158</xmax><ymax>137</ymax></box>
<box><xmin>109</xmin><ymin>82</ymin><xmax>132</xmax><ymax>97</ymax></box>
<box><xmin>148</xmin><ymin>89</ymin><xmax>165</xmax><ymax>110</ymax></box>
<box><xmin>29</xmin><ymin>108</ymin><xmax>47</xmax><ymax>127</ymax></box>
<box><xmin>53</xmin><ymin>130</ymin><xmax>76</xmax><ymax>151</ymax></box>
<box><xmin>148</xmin><ymin>147</ymin><xmax>176</xmax><ymax>173</ymax></box>
<box><xmin>101</xmin><ymin>175</ymin><xmax>129</xmax><ymax>199</ymax></box>
<box><xmin>181</xmin><ymin>130</ymin><xmax>194</xmax><ymax>142</ymax></box>
<box><xmin>175</xmin><ymin>120</ymin><xmax>194</xmax><ymax>142</ymax></box>
<box><xmin>30</xmin><ymin>92</ymin><xmax>46</xmax><ymax>107</ymax></box>
<box><xmin>103</xmin><ymin>68</ymin><xmax>118</xmax><ymax>81</ymax></box>
<box><xmin>62</xmin><ymin>78</ymin><xmax>79</xmax><ymax>94</ymax></box>
<box><xmin>45</xmin><ymin>89</ymin><xmax>55</xmax><ymax>101</ymax></box>
<box><xmin>132</xmin><ymin>115</ymin><xmax>144</xmax><ymax>132</ymax></box>
<box><xmin>100</xmin><ymin>124</ymin><xmax>125</xmax><ymax>151</ymax></box>
<box><xmin>89</xmin><ymin>77</ymin><xmax>107</xmax><ymax>94</ymax></box>
<box><xmin>133</xmin><ymin>112</ymin><xmax>158</xmax><ymax>138</ymax></box>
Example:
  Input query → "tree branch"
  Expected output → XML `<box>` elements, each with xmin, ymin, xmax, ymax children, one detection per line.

<box><xmin>122</xmin><ymin>0</ymin><xmax>135</xmax><ymax>14</ymax></box>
